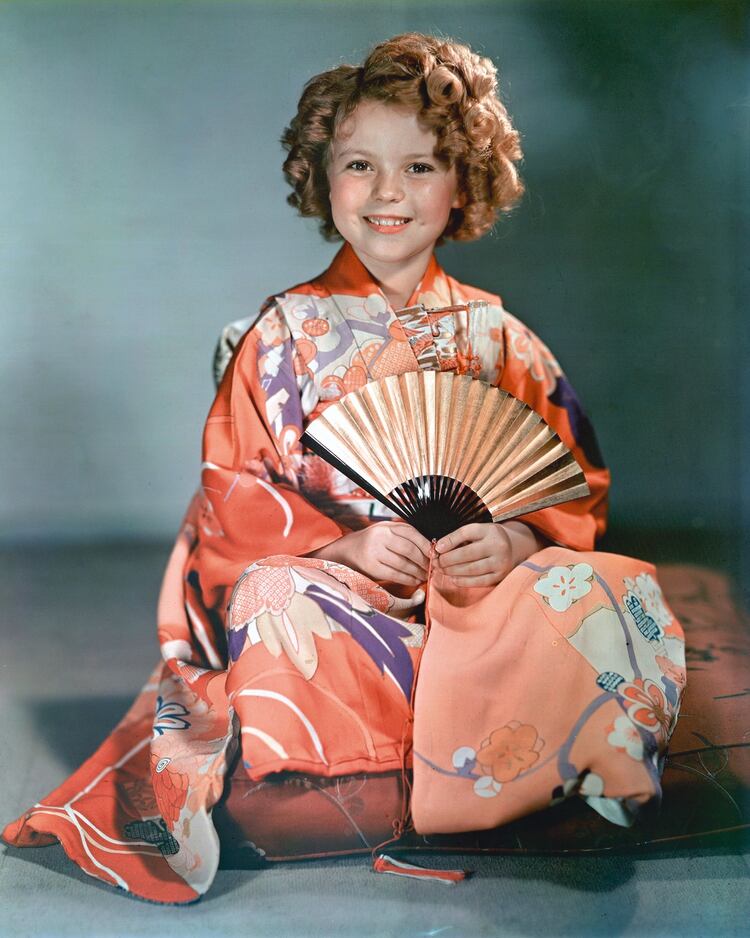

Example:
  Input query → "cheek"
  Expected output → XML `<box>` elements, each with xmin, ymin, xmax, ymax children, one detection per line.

<box><xmin>328</xmin><ymin>176</ymin><xmax>365</xmax><ymax>214</ymax></box>
<box><xmin>422</xmin><ymin>180</ymin><xmax>462</xmax><ymax>221</ymax></box>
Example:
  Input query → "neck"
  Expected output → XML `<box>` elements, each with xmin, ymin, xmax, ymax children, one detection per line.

<box><xmin>351</xmin><ymin>247</ymin><xmax>432</xmax><ymax>310</ymax></box>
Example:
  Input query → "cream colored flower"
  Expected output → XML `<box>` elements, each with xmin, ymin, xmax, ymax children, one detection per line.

<box><xmin>607</xmin><ymin>715</ymin><xmax>644</xmax><ymax>761</ymax></box>
<box><xmin>623</xmin><ymin>572</ymin><xmax>673</xmax><ymax>630</ymax></box>
<box><xmin>473</xmin><ymin>775</ymin><xmax>502</xmax><ymax>798</ymax></box>
<box><xmin>256</xmin><ymin>592</ymin><xmax>333</xmax><ymax>681</ymax></box>
<box><xmin>533</xmin><ymin>563</ymin><xmax>594</xmax><ymax>612</ymax></box>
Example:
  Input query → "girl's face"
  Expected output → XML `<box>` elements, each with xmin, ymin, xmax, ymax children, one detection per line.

<box><xmin>327</xmin><ymin>100</ymin><xmax>463</xmax><ymax>287</ymax></box>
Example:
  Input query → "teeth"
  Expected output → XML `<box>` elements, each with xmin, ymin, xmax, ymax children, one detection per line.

<box><xmin>366</xmin><ymin>217</ymin><xmax>409</xmax><ymax>227</ymax></box>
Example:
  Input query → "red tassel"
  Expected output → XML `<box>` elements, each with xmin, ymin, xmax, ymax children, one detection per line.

<box><xmin>372</xmin><ymin>853</ymin><xmax>468</xmax><ymax>885</ymax></box>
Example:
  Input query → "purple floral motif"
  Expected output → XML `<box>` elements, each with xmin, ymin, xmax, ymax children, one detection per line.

<box><xmin>227</xmin><ymin>624</ymin><xmax>248</xmax><ymax>662</ymax></box>
<box><xmin>548</xmin><ymin>376</ymin><xmax>605</xmax><ymax>469</ymax></box>
<box><xmin>304</xmin><ymin>584</ymin><xmax>414</xmax><ymax>700</ymax></box>
<box><xmin>257</xmin><ymin>336</ymin><xmax>304</xmax><ymax>432</ymax></box>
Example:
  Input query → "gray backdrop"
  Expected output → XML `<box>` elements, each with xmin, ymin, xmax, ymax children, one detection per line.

<box><xmin>1</xmin><ymin>1</ymin><xmax>746</xmax><ymax>566</ymax></box>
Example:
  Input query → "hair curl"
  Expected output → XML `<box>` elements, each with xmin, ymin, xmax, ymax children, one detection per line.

<box><xmin>281</xmin><ymin>33</ymin><xmax>525</xmax><ymax>242</ymax></box>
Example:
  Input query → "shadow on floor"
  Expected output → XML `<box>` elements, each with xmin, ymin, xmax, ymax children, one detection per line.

<box><xmin>29</xmin><ymin>696</ymin><xmax>138</xmax><ymax>770</ymax></box>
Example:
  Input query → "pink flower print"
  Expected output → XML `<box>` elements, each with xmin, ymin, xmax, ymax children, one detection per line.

<box><xmin>293</xmin><ymin>337</ymin><xmax>317</xmax><ymax>378</ymax></box>
<box><xmin>257</xmin><ymin>310</ymin><xmax>288</xmax><ymax>348</ymax></box>
<box><xmin>617</xmin><ymin>679</ymin><xmax>672</xmax><ymax>737</ymax></box>
<box><xmin>655</xmin><ymin>655</ymin><xmax>687</xmax><ymax>689</ymax></box>
<box><xmin>342</xmin><ymin>363</ymin><xmax>367</xmax><ymax>395</ymax></box>
<box><xmin>302</xmin><ymin>317</ymin><xmax>329</xmax><ymax>337</ymax></box>
<box><xmin>259</xmin><ymin>558</ymin><xmax>393</xmax><ymax>615</ymax></box>
<box><xmin>533</xmin><ymin>563</ymin><xmax>594</xmax><ymax>612</ymax></box>
<box><xmin>231</xmin><ymin>566</ymin><xmax>296</xmax><ymax>622</ymax></box>
<box><xmin>476</xmin><ymin>723</ymin><xmax>542</xmax><ymax>783</ymax></box>
<box><xmin>296</xmin><ymin>563</ymin><xmax>388</xmax><ymax>613</ymax></box>
<box><xmin>319</xmin><ymin>362</ymin><xmax>369</xmax><ymax>401</ymax></box>
<box><xmin>150</xmin><ymin>754</ymin><xmax>188</xmax><ymax>830</ymax></box>
<box><xmin>607</xmin><ymin>715</ymin><xmax>645</xmax><ymax>761</ymax></box>
<box><xmin>505</xmin><ymin>315</ymin><xmax>562</xmax><ymax>395</ymax></box>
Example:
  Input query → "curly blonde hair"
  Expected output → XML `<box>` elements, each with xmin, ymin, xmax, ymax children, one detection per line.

<box><xmin>281</xmin><ymin>33</ymin><xmax>525</xmax><ymax>242</ymax></box>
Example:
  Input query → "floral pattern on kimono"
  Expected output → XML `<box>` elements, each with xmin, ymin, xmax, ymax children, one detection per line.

<box><xmin>2</xmin><ymin>243</ymin><xmax>682</xmax><ymax>904</ymax></box>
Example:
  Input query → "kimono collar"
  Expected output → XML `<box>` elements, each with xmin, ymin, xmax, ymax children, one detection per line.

<box><xmin>319</xmin><ymin>242</ymin><xmax>454</xmax><ymax>310</ymax></box>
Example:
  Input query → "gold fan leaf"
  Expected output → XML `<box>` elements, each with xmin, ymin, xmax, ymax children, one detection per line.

<box><xmin>301</xmin><ymin>371</ymin><xmax>589</xmax><ymax>540</ymax></box>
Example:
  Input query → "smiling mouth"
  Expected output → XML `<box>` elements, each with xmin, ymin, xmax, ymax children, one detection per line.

<box><xmin>363</xmin><ymin>215</ymin><xmax>412</xmax><ymax>228</ymax></box>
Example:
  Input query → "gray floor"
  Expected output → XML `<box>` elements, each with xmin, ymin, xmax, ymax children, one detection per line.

<box><xmin>1</xmin><ymin>543</ymin><xmax>749</xmax><ymax>938</ymax></box>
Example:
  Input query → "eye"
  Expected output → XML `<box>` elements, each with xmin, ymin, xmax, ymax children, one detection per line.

<box><xmin>346</xmin><ymin>160</ymin><xmax>371</xmax><ymax>172</ymax></box>
<box><xmin>408</xmin><ymin>163</ymin><xmax>435</xmax><ymax>174</ymax></box>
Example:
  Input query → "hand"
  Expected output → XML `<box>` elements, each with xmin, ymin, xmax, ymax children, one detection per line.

<box><xmin>307</xmin><ymin>521</ymin><xmax>431</xmax><ymax>588</ymax></box>
<box><xmin>434</xmin><ymin>521</ymin><xmax>544</xmax><ymax>588</ymax></box>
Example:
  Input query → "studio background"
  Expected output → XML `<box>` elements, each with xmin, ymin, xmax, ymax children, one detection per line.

<box><xmin>1</xmin><ymin>0</ymin><xmax>746</xmax><ymax>582</ymax></box>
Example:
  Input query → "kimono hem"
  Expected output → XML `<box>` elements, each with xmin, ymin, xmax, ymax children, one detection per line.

<box><xmin>3</xmin><ymin>244</ymin><xmax>685</xmax><ymax>903</ymax></box>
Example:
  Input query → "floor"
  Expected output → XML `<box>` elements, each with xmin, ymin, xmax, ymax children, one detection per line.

<box><xmin>1</xmin><ymin>542</ymin><xmax>748</xmax><ymax>938</ymax></box>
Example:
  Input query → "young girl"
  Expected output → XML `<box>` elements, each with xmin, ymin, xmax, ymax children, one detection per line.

<box><xmin>3</xmin><ymin>33</ymin><xmax>686</xmax><ymax>903</ymax></box>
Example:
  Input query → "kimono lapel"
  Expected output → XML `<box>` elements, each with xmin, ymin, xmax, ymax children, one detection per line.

<box><xmin>318</xmin><ymin>242</ymin><xmax>456</xmax><ymax>311</ymax></box>
<box><xmin>317</xmin><ymin>243</ymin><xmax>460</xmax><ymax>380</ymax></box>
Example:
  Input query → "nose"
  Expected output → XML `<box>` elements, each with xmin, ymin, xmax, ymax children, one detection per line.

<box><xmin>372</xmin><ymin>170</ymin><xmax>404</xmax><ymax>203</ymax></box>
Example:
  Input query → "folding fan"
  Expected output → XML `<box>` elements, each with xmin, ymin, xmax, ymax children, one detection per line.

<box><xmin>300</xmin><ymin>370</ymin><xmax>589</xmax><ymax>541</ymax></box>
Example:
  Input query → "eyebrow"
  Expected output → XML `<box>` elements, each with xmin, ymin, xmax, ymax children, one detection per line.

<box><xmin>335</xmin><ymin>148</ymin><xmax>436</xmax><ymax>161</ymax></box>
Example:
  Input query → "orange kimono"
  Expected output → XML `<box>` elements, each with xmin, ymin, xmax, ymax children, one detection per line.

<box><xmin>3</xmin><ymin>244</ymin><xmax>686</xmax><ymax>902</ymax></box>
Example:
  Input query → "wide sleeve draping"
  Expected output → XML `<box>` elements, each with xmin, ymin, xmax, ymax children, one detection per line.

<box><xmin>493</xmin><ymin>311</ymin><xmax>611</xmax><ymax>551</ymax></box>
<box><xmin>187</xmin><ymin>304</ymin><xmax>347</xmax><ymax>622</ymax></box>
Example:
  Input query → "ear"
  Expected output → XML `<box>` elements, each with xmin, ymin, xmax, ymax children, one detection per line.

<box><xmin>452</xmin><ymin>188</ymin><xmax>467</xmax><ymax>210</ymax></box>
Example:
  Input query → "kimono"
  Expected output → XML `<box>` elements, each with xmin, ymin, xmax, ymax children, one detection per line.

<box><xmin>3</xmin><ymin>243</ymin><xmax>686</xmax><ymax>903</ymax></box>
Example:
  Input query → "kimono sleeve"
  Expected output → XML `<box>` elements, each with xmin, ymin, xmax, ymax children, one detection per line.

<box><xmin>496</xmin><ymin>312</ymin><xmax>611</xmax><ymax>550</ymax></box>
<box><xmin>189</xmin><ymin>303</ymin><xmax>346</xmax><ymax>616</ymax></box>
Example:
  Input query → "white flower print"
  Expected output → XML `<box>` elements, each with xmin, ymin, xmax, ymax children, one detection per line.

<box><xmin>607</xmin><ymin>715</ymin><xmax>644</xmax><ymax>761</ymax></box>
<box><xmin>623</xmin><ymin>572</ymin><xmax>673</xmax><ymax>630</ymax></box>
<box><xmin>504</xmin><ymin>312</ymin><xmax>562</xmax><ymax>395</ymax></box>
<box><xmin>533</xmin><ymin>563</ymin><xmax>594</xmax><ymax>612</ymax></box>
<box><xmin>452</xmin><ymin>746</ymin><xmax>476</xmax><ymax>770</ymax></box>
<box><xmin>562</xmin><ymin>771</ymin><xmax>605</xmax><ymax>798</ymax></box>
<box><xmin>473</xmin><ymin>775</ymin><xmax>502</xmax><ymax>798</ymax></box>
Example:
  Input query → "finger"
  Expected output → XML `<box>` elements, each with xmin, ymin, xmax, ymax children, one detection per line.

<box><xmin>440</xmin><ymin>572</ymin><xmax>507</xmax><ymax>588</ymax></box>
<box><xmin>383</xmin><ymin>525</ymin><xmax>429</xmax><ymax>573</ymax></box>
<box><xmin>434</xmin><ymin>523</ymin><xmax>485</xmax><ymax>555</ymax></box>
<box><xmin>387</xmin><ymin>534</ymin><xmax>430</xmax><ymax>571</ymax></box>
<box><xmin>381</xmin><ymin>552</ymin><xmax>428</xmax><ymax>582</ymax></box>
<box><xmin>388</xmin><ymin>523</ymin><xmax>432</xmax><ymax>559</ymax></box>
<box><xmin>437</xmin><ymin>541</ymin><xmax>490</xmax><ymax>569</ymax></box>
<box><xmin>441</xmin><ymin>558</ymin><xmax>496</xmax><ymax>577</ymax></box>
<box><xmin>376</xmin><ymin>564</ymin><xmax>424</xmax><ymax>587</ymax></box>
